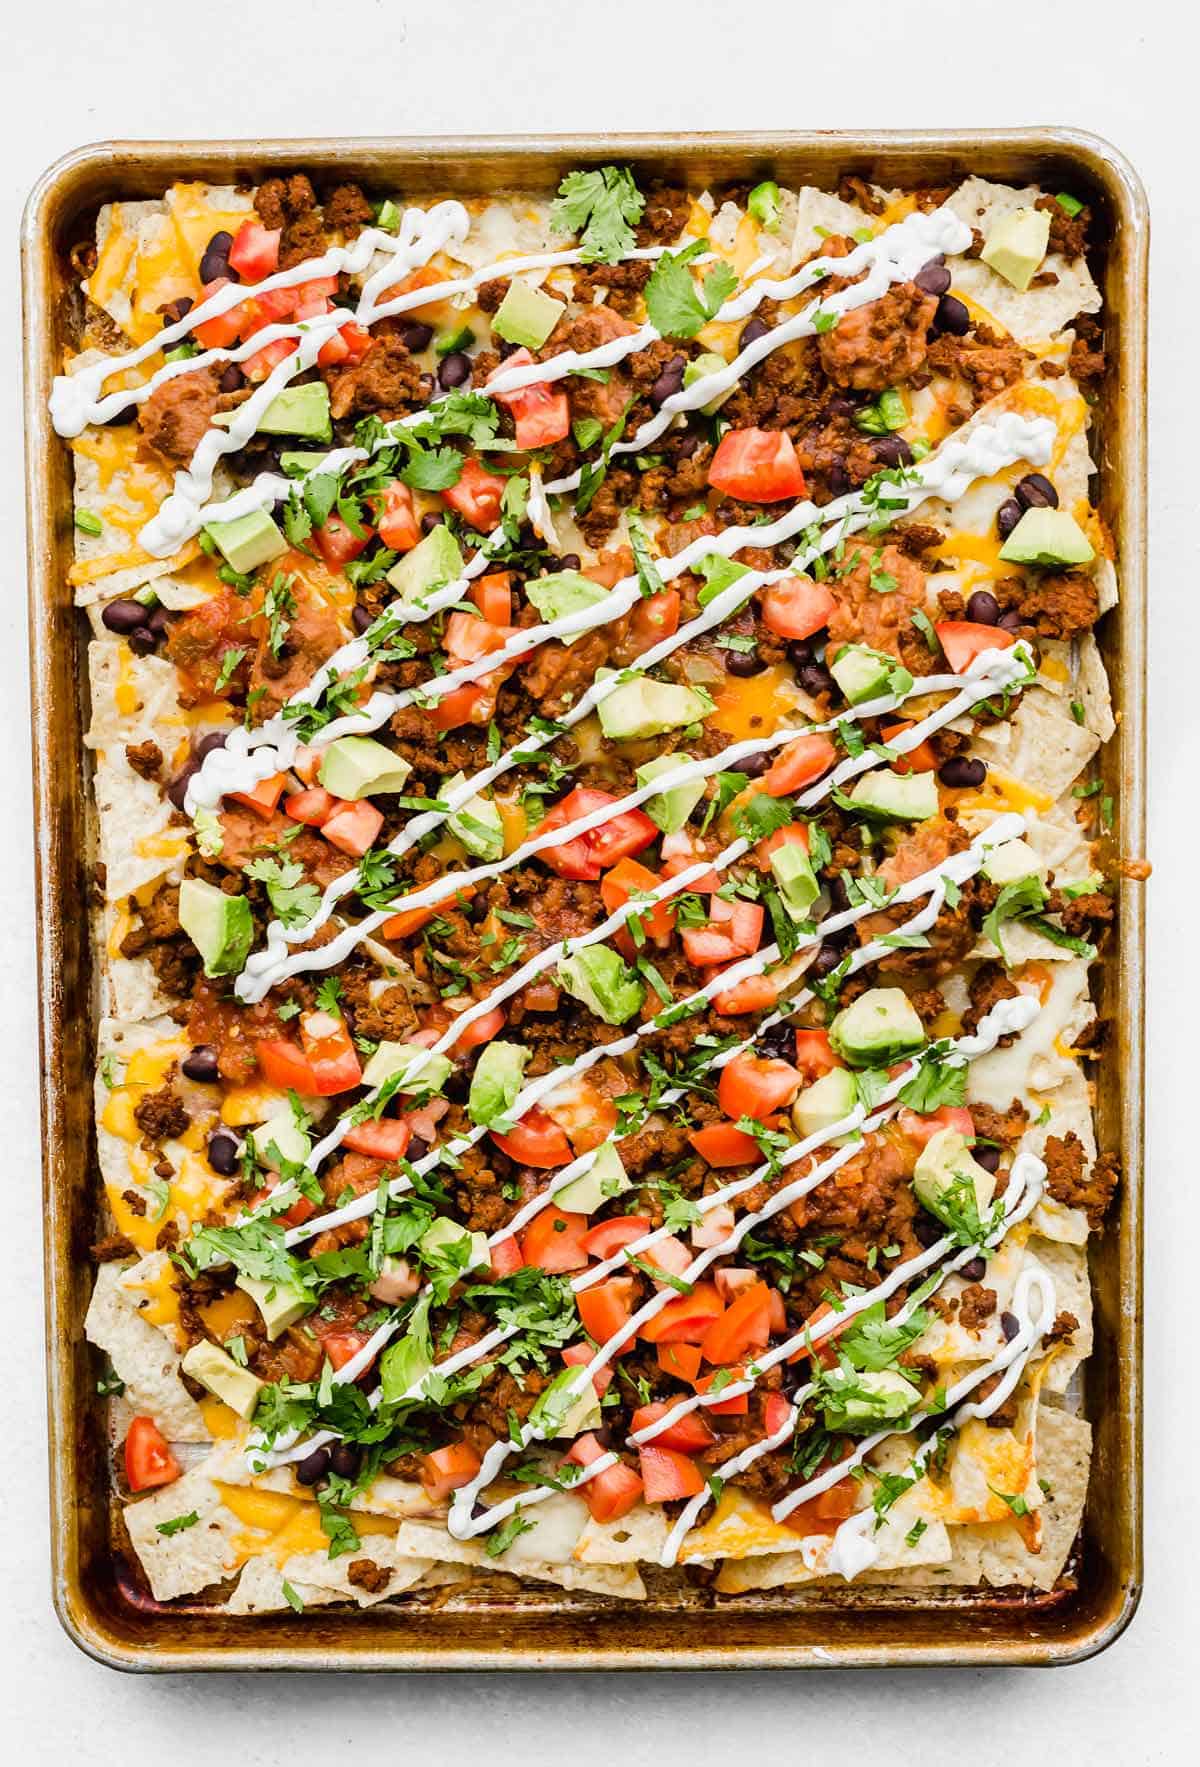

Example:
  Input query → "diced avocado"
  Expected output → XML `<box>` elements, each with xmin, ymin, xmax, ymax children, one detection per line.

<box><xmin>529</xmin><ymin>1365</ymin><xmax>602</xmax><ymax>1440</ymax></box>
<box><xmin>558</xmin><ymin>944</ymin><xmax>645</xmax><ymax>1026</ymax></box>
<box><xmin>386</xmin><ymin>523</ymin><xmax>465</xmax><ymax>604</ymax></box>
<box><xmin>468</xmin><ymin>1039</ymin><xmax>530</xmax><ymax>1127</ymax></box>
<box><xmin>980</xmin><ymin>205</ymin><xmax>1051</xmax><ymax>291</ymax></box>
<box><xmin>597</xmin><ymin>673</ymin><xmax>714</xmax><ymax>742</ymax></box>
<box><xmin>820</xmin><ymin>1367</ymin><xmax>917</xmax><ymax>1435</ymax></box>
<box><xmin>791</xmin><ymin>1066</ymin><xmax>859</xmax><ymax>1141</ymax></box>
<box><xmin>319</xmin><ymin>734</ymin><xmax>412</xmax><ymax>800</ymax></box>
<box><xmin>982</xmin><ymin>836</ymin><xmax>1046</xmax><ymax>886</ymax></box>
<box><xmin>525</xmin><ymin>569</ymin><xmax>609</xmax><ymax>640</ymax></box>
<box><xmin>374</xmin><ymin>198</ymin><xmax>403</xmax><ymax>234</ymax></box>
<box><xmin>254</xmin><ymin>1107</ymin><xmax>311</xmax><ymax>1170</ymax></box>
<box><xmin>492</xmin><ymin>278</ymin><xmax>565</xmax><ymax>352</ymax></box>
<box><xmin>998</xmin><ymin>506</ymin><xmax>1095</xmax><ymax>567</ymax></box>
<box><xmin>379</xmin><ymin>1331</ymin><xmax>433</xmax><ymax>1403</ymax></box>
<box><xmin>178</xmin><ymin>878</ymin><xmax>253</xmax><ymax>979</ymax></box>
<box><xmin>847</xmin><ymin>768</ymin><xmax>939</xmax><ymax>824</ymax></box>
<box><xmin>235</xmin><ymin>1273</ymin><xmax>313</xmax><ymax>1340</ymax></box>
<box><xmin>683</xmin><ymin>350</ymin><xmax>734</xmax><ymax>413</ymax></box>
<box><xmin>912</xmin><ymin>1128</ymin><xmax>997</xmax><ymax>1240</ymax></box>
<box><xmin>769</xmin><ymin>840</ymin><xmax>820</xmax><ymax>924</ymax></box>
<box><xmin>553</xmin><ymin>1142</ymin><xmax>631</xmax><ymax>1215</ymax></box>
<box><xmin>444</xmin><ymin>772</ymin><xmax>503</xmax><ymax>861</ymax></box>
<box><xmin>280</xmin><ymin>449</ymin><xmax>335</xmax><ymax>475</ymax></box>
<box><xmin>257</xmin><ymin>382</ymin><xmax>332</xmax><ymax>442</ymax></box>
<box><xmin>635</xmin><ymin>752</ymin><xmax>705</xmax><ymax>834</ymax></box>
<box><xmin>361</xmin><ymin>1041</ymin><xmax>453</xmax><ymax>1097</ymax></box>
<box><xmin>203</xmin><ymin>507</ymin><xmax>287</xmax><ymax>574</ymax></box>
<box><xmin>829</xmin><ymin>643</ymin><xmax>913</xmax><ymax>707</ymax></box>
<box><xmin>418</xmin><ymin>1215</ymin><xmax>489</xmax><ymax>1277</ymax></box>
<box><xmin>830</xmin><ymin>986</ymin><xmax>926</xmax><ymax>1069</ymax></box>
<box><xmin>180</xmin><ymin>1340</ymin><xmax>264</xmax><ymax>1421</ymax></box>
<box><xmin>748</xmin><ymin>180</ymin><xmax>782</xmax><ymax>232</ymax></box>
<box><xmin>435</xmin><ymin>324</ymin><xmax>475</xmax><ymax>357</ymax></box>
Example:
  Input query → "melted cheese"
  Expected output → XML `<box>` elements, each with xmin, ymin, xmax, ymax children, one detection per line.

<box><xmin>87</xmin><ymin>208</ymin><xmax>136</xmax><ymax>310</ymax></box>
<box><xmin>67</xmin><ymin>537</ymin><xmax>201</xmax><ymax>587</ymax></box>
<box><xmin>216</xmin><ymin>1481</ymin><xmax>397</xmax><ymax>1566</ymax></box>
<box><xmin>122</xmin><ymin>1252</ymin><xmax>182</xmax><ymax>1328</ymax></box>
<box><xmin>200</xmin><ymin>1397</ymin><xmax>242</xmax><ymax>1440</ymax></box>
<box><xmin>959</xmin><ymin>768</ymin><xmax>1054</xmax><ymax>818</ymax></box>
<box><xmin>710</xmin><ymin>662</ymin><xmax>799</xmax><ymax>740</ymax></box>
<box><xmin>221</xmin><ymin>1082</ymin><xmax>289</xmax><ymax>1127</ymax></box>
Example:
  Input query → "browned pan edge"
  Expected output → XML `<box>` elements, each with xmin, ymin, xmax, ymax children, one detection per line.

<box><xmin>21</xmin><ymin>129</ymin><xmax>1147</xmax><ymax>1671</ymax></box>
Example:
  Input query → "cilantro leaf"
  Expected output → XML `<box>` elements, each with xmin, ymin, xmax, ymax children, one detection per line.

<box><xmin>550</xmin><ymin>166</ymin><xmax>644</xmax><ymax>264</ymax></box>
<box><xmin>245</xmin><ymin>855</ymin><xmax>322</xmax><ymax>931</ymax></box>
<box><xmin>645</xmin><ymin>241</ymin><xmax>738</xmax><ymax>340</ymax></box>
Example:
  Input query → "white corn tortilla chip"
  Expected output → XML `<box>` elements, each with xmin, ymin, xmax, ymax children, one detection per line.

<box><xmin>84</xmin><ymin>1263</ymin><xmax>208</xmax><ymax>1443</ymax></box>
<box><xmin>968</xmin><ymin>958</ymin><xmax>1095</xmax><ymax>1109</ymax></box>
<box><xmin>945</xmin><ymin>178</ymin><xmax>1101</xmax><ymax>341</ymax></box>
<box><xmin>227</xmin><ymin>1544</ymin><xmax>438</xmax><ymax>1615</ymax></box>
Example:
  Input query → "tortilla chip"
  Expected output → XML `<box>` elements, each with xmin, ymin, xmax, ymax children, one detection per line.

<box><xmin>84</xmin><ymin>1262</ymin><xmax>208</xmax><ymax>1442</ymax></box>
<box><xmin>386</xmin><ymin>1494</ymin><xmax>646</xmax><ymax>1598</ymax></box>
<box><xmin>968</xmin><ymin>958</ymin><xmax>1095</xmax><ymax>1108</ymax></box>
<box><xmin>227</xmin><ymin>1543</ymin><xmax>438</xmax><ymax>1615</ymax></box>
<box><xmin>124</xmin><ymin>1463</ymin><xmax>247</xmax><ymax>1601</ymax></box>
<box><xmin>85</xmin><ymin>643</ymin><xmax>182</xmax><ymax>750</ymax></box>
<box><xmin>945</xmin><ymin>178</ymin><xmax>1101</xmax><ymax>341</ymax></box>
<box><xmin>574</xmin><ymin>1503</ymin><xmax>670</xmax><ymax>1565</ymax></box>
<box><xmin>1076</xmin><ymin>630</ymin><xmax>1116</xmax><ymax>741</ymax></box>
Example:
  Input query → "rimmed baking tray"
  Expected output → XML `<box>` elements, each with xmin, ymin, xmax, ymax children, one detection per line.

<box><xmin>21</xmin><ymin>129</ymin><xmax>1147</xmax><ymax>1671</ymax></box>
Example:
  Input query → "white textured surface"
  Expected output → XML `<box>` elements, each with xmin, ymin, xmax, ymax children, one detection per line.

<box><xmin>1</xmin><ymin>0</ymin><xmax>1186</xmax><ymax>1759</ymax></box>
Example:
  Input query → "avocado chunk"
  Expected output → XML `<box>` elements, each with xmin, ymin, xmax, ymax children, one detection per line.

<box><xmin>830</xmin><ymin>987</ymin><xmax>926</xmax><ymax>1068</ymax></box>
<box><xmin>204</xmin><ymin>507</ymin><xmax>287</xmax><ymax>574</ymax></box>
<box><xmin>912</xmin><ymin>1128</ymin><xmax>998</xmax><ymax>1243</ymax></box>
<box><xmin>468</xmin><ymin>1039</ymin><xmax>530</xmax><ymax>1128</ymax></box>
<box><xmin>529</xmin><ymin>1364</ymin><xmax>602</xmax><ymax>1440</ymax></box>
<box><xmin>319</xmin><ymin>735</ymin><xmax>412</xmax><ymax>800</ymax></box>
<box><xmin>998</xmin><ymin>506</ymin><xmax>1095</xmax><ymax>567</ymax></box>
<box><xmin>492</xmin><ymin>279</ymin><xmax>565</xmax><ymax>351</ymax></box>
<box><xmin>257</xmin><ymin>382</ymin><xmax>332</xmax><ymax>442</ymax></box>
<box><xmin>847</xmin><ymin>768</ymin><xmax>939</xmax><ymax>824</ymax></box>
<box><xmin>254</xmin><ymin>1107</ymin><xmax>311</xmax><ymax>1170</ymax></box>
<box><xmin>683</xmin><ymin>350</ymin><xmax>734</xmax><ymax>413</ymax></box>
<box><xmin>525</xmin><ymin>569</ymin><xmax>609</xmax><ymax>640</ymax></box>
<box><xmin>235</xmin><ymin>1273</ymin><xmax>313</xmax><ymax>1340</ymax></box>
<box><xmin>418</xmin><ymin>1215</ymin><xmax>489</xmax><ymax>1278</ymax></box>
<box><xmin>769</xmin><ymin>839</ymin><xmax>820</xmax><ymax>924</ymax></box>
<box><xmin>280</xmin><ymin>449</ymin><xmax>335</xmax><ymax>475</ymax></box>
<box><xmin>386</xmin><ymin>523</ymin><xmax>465</xmax><ymax>605</ymax></box>
<box><xmin>553</xmin><ymin>1142</ymin><xmax>631</xmax><ymax>1215</ymax></box>
<box><xmin>696</xmin><ymin>553</ymin><xmax>752</xmax><ymax>609</ymax></box>
<box><xmin>635</xmin><ymin>752</ymin><xmax>705</xmax><ymax>834</ymax></box>
<box><xmin>379</xmin><ymin>1331</ymin><xmax>433</xmax><ymax>1403</ymax></box>
<box><xmin>982</xmin><ymin>836</ymin><xmax>1046</xmax><ymax>886</ymax></box>
<box><xmin>361</xmin><ymin>1041</ymin><xmax>453</xmax><ymax>1097</ymax></box>
<box><xmin>829</xmin><ymin>643</ymin><xmax>913</xmax><ymax>707</ymax></box>
<box><xmin>820</xmin><ymin>1366</ymin><xmax>917</xmax><ymax>1435</ymax></box>
<box><xmin>980</xmin><ymin>205</ymin><xmax>1051</xmax><ymax>291</ymax></box>
<box><xmin>597</xmin><ymin>673</ymin><xmax>714</xmax><ymax>742</ymax></box>
<box><xmin>180</xmin><ymin>1340</ymin><xmax>264</xmax><ymax>1420</ymax></box>
<box><xmin>558</xmin><ymin>944</ymin><xmax>645</xmax><ymax>1025</ymax></box>
<box><xmin>791</xmin><ymin>1066</ymin><xmax>859</xmax><ymax>1140</ymax></box>
<box><xmin>178</xmin><ymin>878</ymin><xmax>253</xmax><ymax>978</ymax></box>
<box><xmin>747</xmin><ymin>180</ymin><xmax>782</xmax><ymax>232</ymax></box>
<box><xmin>444</xmin><ymin>771</ymin><xmax>504</xmax><ymax>861</ymax></box>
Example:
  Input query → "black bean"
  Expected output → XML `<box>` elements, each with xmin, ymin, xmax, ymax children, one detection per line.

<box><xmin>420</xmin><ymin>511</ymin><xmax>445</xmax><ymax>534</ymax></box>
<box><xmin>725</xmin><ymin>646</ymin><xmax>765</xmax><ymax>677</ymax></box>
<box><xmin>757</xmin><ymin>1023</ymin><xmax>797</xmax><ymax>1063</ymax></box>
<box><xmin>739</xmin><ymin>316</ymin><xmax>770</xmax><ymax>352</ymax></box>
<box><xmin>437</xmin><ymin>351</ymin><xmax>471</xmax><ymax>391</ymax></box>
<box><xmin>650</xmin><ymin>354</ymin><xmax>686</xmax><ymax>408</ymax></box>
<box><xmin>101</xmin><ymin>405</ymin><xmax>139</xmax><ymax>429</ymax></box>
<box><xmin>128</xmin><ymin>625</ymin><xmax>159</xmax><ymax>656</ymax></box>
<box><xmin>199</xmin><ymin>231</ymin><xmax>236</xmax><ymax>286</ymax></box>
<box><xmin>785</xmin><ymin>639</ymin><xmax>812</xmax><ymax>667</ymax></box>
<box><xmin>195</xmin><ymin>731</ymin><xmax>228</xmax><ymax>760</ymax></box>
<box><xmin>101</xmin><ymin>598</ymin><xmax>149</xmax><ymax>636</ymax></box>
<box><xmin>160</xmin><ymin>295</ymin><xmax>194</xmax><ymax>326</ymax></box>
<box><xmin>396</xmin><ymin>319</ymin><xmax>434</xmax><ymax>354</ymax></box>
<box><xmin>147</xmin><ymin>606</ymin><xmax>171</xmax><ymax>638</ymax></box>
<box><xmin>828</xmin><ymin>460</ymin><xmax>852</xmax><ymax>497</ymax></box>
<box><xmin>675</xmin><ymin>425</ymin><xmax>704</xmax><ymax>460</ymax></box>
<box><xmin>826</xmin><ymin>397</ymin><xmax>856</xmax><ymax>420</ymax></box>
<box><xmin>872</xmin><ymin>435</ymin><xmax>913</xmax><ymax>469</ymax></box>
<box><xmin>827</xmin><ymin>873</ymin><xmax>850</xmax><ymax>913</ymax></box>
<box><xmin>1000</xmin><ymin>1310</ymin><xmax>1019</xmax><ymax>1342</ymax></box>
<box><xmin>738</xmin><ymin>751</ymin><xmax>771</xmax><ymax>779</ymax></box>
<box><xmin>1015</xmin><ymin>471</ymin><xmax>1058</xmax><ymax>511</ymax></box>
<box><xmin>406</xmin><ymin>1135</ymin><xmax>430</xmax><ymax>1163</ymax></box>
<box><xmin>549</xmin><ymin>553</ymin><xmax>582</xmax><ymax>573</ymax></box>
<box><xmin>218</xmin><ymin>361</ymin><xmax>245</xmax><ymax>394</ymax></box>
<box><xmin>915</xmin><ymin>261</ymin><xmax>952</xmax><ymax>297</ymax></box>
<box><xmin>965</xmin><ymin>589</ymin><xmax>1000</xmax><ymax>625</ymax></box>
<box><xmin>329</xmin><ymin>1442</ymin><xmax>362</xmax><ymax>1479</ymax></box>
<box><xmin>996</xmin><ymin>609</ymin><xmax>1023</xmax><ymax>633</ymax></box>
<box><xmin>182</xmin><ymin>1045</ymin><xmax>220</xmax><ymax>1084</ymax></box>
<box><xmin>351</xmin><ymin>605</ymin><xmax>374</xmax><ymax>636</ymax></box>
<box><xmin>295</xmin><ymin>1447</ymin><xmax>331</xmax><ymax>1488</ymax></box>
<box><xmin>797</xmin><ymin>661</ymin><xmax>835</xmax><ymax>698</ymax></box>
<box><xmin>959</xmin><ymin>1256</ymin><xmax>986</xmax><ymax>1283</ymax></box>
<box><xmin>206</xmin><ymin>1131</ymin><xmax>240</xmax><ymax>1176</ymax></box>
<box><xmin>938</xmin><ymin>757</ymin><xmax>986</xmax><ymax>789</ymax></box>
<box><xmin>974</xmin><ymin>1145</ymin><xmax>1001</xmax><ymax>1174</ymax></box>
<box><xmin>996</xmin><ymin>498</ymin><xmax>1023</xmax><ymax>540</ymax></box>
<box><xmin>811</xmin><ymin>942</ymin><xmax>845</xmax><ymax>979</ymax></box>
<box><xmin>933</xmin><ymin>294</ymin><xmax>970</xmax><ymax>337</ymax></box>
<box><xmin>914</xmin><ymin>1214</ymin><xmax>944</xmax><ymax>1248</ymax></box>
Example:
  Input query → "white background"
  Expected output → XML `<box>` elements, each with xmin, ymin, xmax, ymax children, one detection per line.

<box><xmin>1</xmin><ymin>1</ymin><xmax>1188</xmax><ymax>1759</ymax></box>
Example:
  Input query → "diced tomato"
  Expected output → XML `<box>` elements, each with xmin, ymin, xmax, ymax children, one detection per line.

<box><xmin>657</xmin><ymin>1341</ymin><xmax>702</xmax><ymax>1384</ymax></box>
<box><xmin>228</xmin><ymin>219</ymin><xmax>281</xmax><ymax>281</ymax></box>
<box><xmin>694</xmin><ymin>1365</ymin><xmax>749</xmax><ymax>1415</ymax></box>
<box><xmin>625</xmin><ymin>587</ymin><xmax>681</xmax><ymax>654</ymax></box>
<box><xmin>291</xmin><ymin>275</ymin><xmax>338</xmax><ymax>304</ymax></box>
<box><xmin>793</xmin><ymin>1028</ymin><xmax>843</xmax><ymax>1084</ymax></box>
<box><xmin>520</xmin><ymin>1206</ymin><xmax>591</xmax><ymax>1273</ymax></box>
<box><xmin>124</xmin><ymin>1416</ymin><xmax>181</xmax><ymax>1492</ymax></box>
<box><xmin>639</xmin><ymin>1235</ymin><xmax>694</xmax><ymax>1288</ymax></box>
<box><xmin>284</xmin><ymin>786</ymin><xmax>337</xmax><ymax>827</ymax></box>
<box><xmin>489</xmin><ymin>1234</ymin><xmax>524</xmax><ymax>1278</ymax></box>
<box><xmin>227</xmin><ymin>771</ymin><xmax>290</xmax><ymax>819</ymax></box>
<box><xmin>660</xmin><ymin>830</ymin><xmax>722</xmax><ymax>891</ymax></box>
<box><xmin>562</xmin><ymin>1340</ymin><xmax>612</xmax><ymax>1397</ymax></box>
<box><xmin>896</xmin><ymin>1104</ymin><xmax>975</xmax><ymax>1147</ymax></box>
<box><xmin>579</xmin><ymin>1217</ymin><xmax>652</xmax><ymax>1261</ymax></box>
<box><xmin>762</xmin><ymin>575</ymin><xmax>837</xmax><ymax>641</ymax></box>
<box><xmin>575</xmin><ymin>1275</ymin><xmax>636</xmax><ymax>1343</ymax></box>
<box><xmin>708</xmin><ymin>427</ymin><xmax>807</xmax><ymax>504</ymax></box>
<box><xmin>788</xmin><ymin>1299</ymin><xmax>856</xmax><ymax>1370</ymax></box>
<box><xmin>535</xmin><ymin>788</ymin><xmax>657</xmax><ymax>882</ymax></box>
<box><xmin>470</xmin><ymin>571</ymin><xmax>513</xmax><ymax>626</ymax></box>
<box><xmin>714</xmin><ymin>1267</ymin><xmax>758</xmax><ymax>1303</ymax></box>
<box><xmin>428</xmin><ymin>681</ymin><xmax>495</xmax><ymax>730</ymax></box>
<box><xmin>763</xmin><ymin>732</ymin><xmax>838</xmax><ymax>797</ymax></box>
<box><xmin>781</xmin><ymin>1476</ymin><xmax>859</xmax><ymax>1536</ymax></box>
<box><xmin>300</xmin><ymin>1009</ymin><xmax>363</xmax><ymax>1097</ymax></box>
<box><xmin>567</xmin><ymin>1433</ymin><xmax>645</xmax><ymax>1522</ymax></box>
<box><xmin>443</xmin><ymin>609</ymin><xmax>516</xmax><ymax>663</ymax></box>
<box><xmin>256</xmin><ymin>1037</ymin><xmax>319</xmax><ymax>1095</ymax></box>
<box><xmin>418</xmin><ymin>1440</ymin><xmax>482</xmax><ymax>1501</ymax></box>
<box><xmin>376</xmin><ymin>483</ymin><xmax>421</xmax><ymax>552</ymax></box>
<box><xmin>639</xmin><ymin>1444</ymin><xmax>706</xmax><ymax>1502</ymax></box>
<box><xmin>313</xmin><ymin>513</ymin><xmax>374</xmax><ymax>569</ymax></box>
<box><xmin>681</xmin><ymin>896</ymin><xmax>764</xmax><ymax>967</ymax></box>
<box><xmin>248</xmin><ymin>1173</ymin><xmax>315</xmax><ymax>1229</ymax></box>
<box><xmin>755</xmin><ymin>822</ymin><xmax>809</xmax><ymax>869</ymax></box>
<box><xmin>443</xmin><ymin>457</ymin><xmax>506</xmax><ymax>529</ymax></box>
<box><xmin>541</xmin><ymin>1077</ymin><xmax>617</xmax><ymax>1156</ymax></box>
<box><xmin>341</xmin><ymin>1117</ymin><xmax>412</xmax><ymax>1160</ymax></box>
<box><xmin>240</xmin><ymin>285</ymin><xmax>301</xmax><ymax>336</ymax></box>
<box><xmin>717</xmin><ymin>1052</ymin><xmax>801</xmax><ymax>1122</ymax></box>
<box><xmin>488</xmin><ymin>351</ymin><xmax>569</xmax><ymax>447</ymax></box>
<box><xmin>380</xmin><ymin>902</ymin><xmax>438</xmax><ymax>941</ymax></box>
<box><xmin>193</xmin><ymin>278</ymin><xmax>245</xmax><ymax>350</ymax></box>
<box><xmin>450</xmin><ymin>1005</ymin><xmax>506</xmax><ymax>1055</ymax></box>
<box><xmin>690</xmin><ymin>1202</ymin><xmax>736</xmax><ymax>1248</ymax></box>
<box><xmin>638</xmin><ymin>1281</ymin><xmax>724</xmax><ymax>1345</ymax></box>
<box><xmin>492</xmin><ymin>1108</ymin><xmax>573</xmax><ymax>1172</ymax></box>
<box><xmin>935</xmin><ymin>620</ymin><xmax>1016</xmax><ymax>674</ymax></box>
<box><xmin>687</xmin><ymin>1122</ymin><xmax>763</xmax><ymax>1167</ymax></box>
<box><xmin>321</xmin><ymin>800</ymin><xmax>384</xmax><ymax>856</ymax></box>
<box><xmin>768</xmin><ymin>1289</ymin><xmax>787</xmax><ymax>1334</ymax></box>
<box><xmin>320</xmin><ymin>1329</ymin><xmax>373</xmax><ymax>1373</ymax></box>
<box><xmin>761</xmin><ymin>1391</ymin><xmax>792</xmax><ymax>1439</ymax></box>
<box><xmin>242</xmin><ymin>335</ymin><xmax>297</xmax><ymax>383</ymax></box>
<box><xmin>600</xmin><ymin>857</ymin><xmax>675</xmax><ymax>946</ymax></box>
<box><xmin>881</xmin><ymin>720</ymin><xmax>938</xmax><ymax>774</ymax></box>
<box><xmin>701</xmin><ymin>1280</ymin><xmax>772</xmax><ymax>1365</ymax></box>
<box><xmin>631</xmin><ymin>1401</ymin><xmax>715</xmax><ymax>1454</ymax></box>
<box><xmin>712</xmin><ymin>972</ymin><xmax>779</xmax><ymax>1016</ymax></box>
<box><xmin>318</xmin><ymin>318</ymin><xmax>373</xmax><ymax>367</ymax></box>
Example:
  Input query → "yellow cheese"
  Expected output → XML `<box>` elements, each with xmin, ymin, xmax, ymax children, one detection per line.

<box><xmin>166</xmin><ymin>183</ymin><xmax>254</xmax><ymax>277</ymax></box>
<box><xmin>221</xmin><ymin>1082</ymin><xmax>289</xmax><ymax>1127</ymax></box>
<box><xmin>73</xmin><ymin>427</ymin><xmax>140</xmax><ymax>491</ymax></box>
<box><xmin>200</xmin><ymin>1398</ymin><xmax>242</xmax><ymax>1441</ymax></box>
<box><xmin>496</xmin><ymin>795</ymin><xmax>528</xmax><ymax>856</ymax></box>
<box><xmin>107</xmin><ymin>902</ymin><xmax>132</xmax><ymax>959</ymax></box>
<box><xmin>114</xmin><ymin>642</ymin><xmax>138</xmax><ymax>716</ymax></box>
<box><xmin>122</xmin><ymin>1248</ymin><xmax>183</xmax><ymax>1327</ymax></box>
<box><xmin>217</xmin><ymin>1481</ymin><xmax>397</xmax><ymax>1567</ymax></box>
<box><xmin>710</xmin><ymin>662</ymin><xmax>798</xmax><ymax>741</ymax></box>
<box><xmin>1038</xmin><ymin>654</ymin><xmax>1070</xmax><ymax>685</ymax></box>
<box><xmin>68</xmin><ymin>538</ymin><xmax>201</xmax><ymax>588</ymax></box>
<box><xmin>959</xmin><ymin>768</ymin><xmax>1053</xmax><ymax>819</ymax></box>
<box><xmin>87</xmin><ymin>207</ymin><xmax>136</xmax><ymax>310</ymax></box>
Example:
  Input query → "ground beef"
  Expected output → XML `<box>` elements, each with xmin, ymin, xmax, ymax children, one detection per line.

<box><xmin>119</xmin><ymin>884</ymin><xmax>197</xmax><ymax>1003</ymax></box>
<box><xmin>324</xmin><ymin>182</ymin><xmax>373</xmax><ymax>237</ymax></box>
<box><xmin>817</xmin><ymin>283</ymin><xmax>938</xmax><ymax>392</ymax></box>
<box><xmin>91</xmin><ymin>1232</ymin><xmax>135</xmax><ymax>1262</ymax></box>
<box><xmin>962</xmin><ymin>961</ymin><xmax>1020</xmax><ymax>1036</ymax></box>
<box><xmin>124</xmin><ymin>739</ymin><xmax>163</xmax><ymax>781</ymax></box>
<box><xmin>346</xmin><ymin>1558</ymin><xmax>392</xmax><ymax>1594</ymax></box>
<box><xmin>576</xmin><ymin>465</ymin><xmax>640</xmax><ymax>549</ymax></box>
<box><xmin>837</xmin><ymin>175</ymin><xmax>886</xmax><ymax>216</ymax></box>
<box><xmin>635</xmin><ymin>186</ymin><xmax>691</xmax><ymax>246</ymax></box>
<box><xmin>323</xmin><ymin>332</ymin><xmax>433</xmax><ymax>422</ymax></box>
<box><xmin>572</xmin><ymin>259</ymin><xmax>652</xmax><ymax>318</ymax></box>
<box><xmin>908</xmin><ymin>985</ymin><xmax>947</xmax><ymax>1028</ymax></box>
<box><xmin>132</xmin><ymin>1085</ymin><xmax>190</xmax><ymax>1143</ymax></box>
<box><xmin>254</xmin><ymin>173</ymin><xmax>325</xmax><ymax>268</ymax></box>
<box><xmin>1046</xmin><ymin>1310</ymin><xmax>1080</xmax><ymax>1346</ymax></box>
<box><xmin>1069</xmin><ymin>316</ymin><xmax>1105</xmax><ymax>386</ymax></box>
<box><xmin>121</xmin><ymin>1188</ymin><xmax>148</xmax><ymax>1218</ymax></box>
<box><xmin>137</xmin><ymin>364</ymin><xmax>222</xmax><ymax>470</ymax></box>
<box><xmin>974</xmin><ymin>1372</ymin><xmax>1019</xmax><ymax>1430</ymax></box>
<box><xmin>351</xmin><ymin>981</ymin><xmax>422</xmax><ymax>1045</ymax></box>
<box><xmin>1046</xmin><ymin>885</ymin><xmax>1115</xmax><ymax>944</ymax></box>
<box><xmin>1035</xmin><ymin>194</ymin><xmax>1090</xmax><ymax>262</ymax></box>
<box><xmin>926</xmin><ymin>327</ymin><xmax>1029</xmax><ymax>405</ymax></box>
<box><xmin>459</xmin><ymin>1366</ymin><xmax>550</xmax><ymax>1455</ymax></box>
<box><xmin>957</xmin><ymin>1283</ymin><xmax>997</xmax><ymax>1331</ymax></box>
<box><xmin>549</xmin><ymin>305</ymin><xmax>638</xmax><ymax>429</ymax></box>
<box><xmin>969</xmin><ymin>1099</ymin><xmax>1029</xmax><ymax>1149</ymax></box>
<box><xmin>991</xmin><ymin>570</ymin><xmax>1099</xmax><ymax>641</ymax></box>
<box><xmin>1044</xmin><ymin>1133</ymin><xmax>1119</xmax><ymax>1228</ymax></box>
